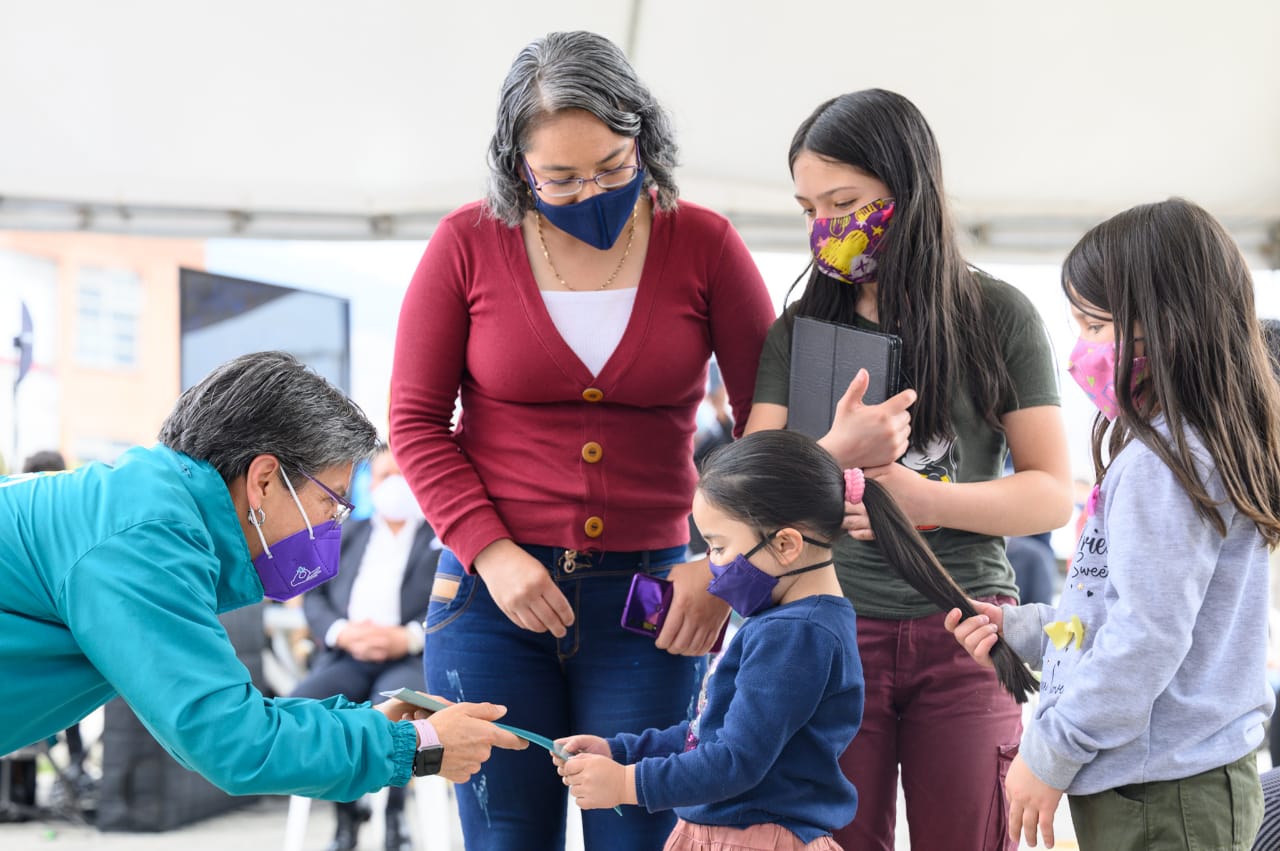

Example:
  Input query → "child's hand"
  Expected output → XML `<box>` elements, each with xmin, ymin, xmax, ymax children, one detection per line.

<box><xmin>1005</xmin><ymin>754</ymin><xmax>1064</xmax><ymax>848</ymax></box>
<box><xmin>551</xmin><ymin>734</ymin><xmax>610</xmax><ymax>769</ymax></box>
<box><xmin>943</xmin><ymin>600</ymin><xmax>1005</xmax><ymax>669</ymax></box>
<box><xmin>559</xmin><ymin>753</ymin><xmax>634</xmax><ymax>810</ymax></box>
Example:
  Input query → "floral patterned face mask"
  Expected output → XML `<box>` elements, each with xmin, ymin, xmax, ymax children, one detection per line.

<box><xmin>808</xmin><ymin>198</ymin><xmax>895</xmax><ymax>285</ymax></box>
<box><xmin>1066</xmin><ymin>337</ymin><xmax>1149</xmax><ymax>420</ymax></box>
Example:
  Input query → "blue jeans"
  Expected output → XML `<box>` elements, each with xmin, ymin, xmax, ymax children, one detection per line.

<box><xmin>424</xmin><ymin>544</ymin><xmax>703</xmax><ymax>851</ymax></box>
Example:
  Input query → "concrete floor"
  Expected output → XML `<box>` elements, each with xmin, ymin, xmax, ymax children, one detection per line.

<box><xmin>0</xmin><ymin>771</ymin><xmax>1080</xmax><ymax>851</ymax></box>
<box><xmin>15</xmin><ymin>702</ymin><xmax>1276</xmax><ymax>850</ymax></box>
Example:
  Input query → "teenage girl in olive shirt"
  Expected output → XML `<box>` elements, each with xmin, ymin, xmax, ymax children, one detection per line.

<box><xmin>746</xmin><ymin>89</ymin><xmax>1073</xmax><ymax>851</ymax></box>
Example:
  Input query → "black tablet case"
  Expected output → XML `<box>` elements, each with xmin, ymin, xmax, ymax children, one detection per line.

<box><xmin>788</xmin><ymin>316</ymin><xmax>903</xmax><ymax>439</ymax></box>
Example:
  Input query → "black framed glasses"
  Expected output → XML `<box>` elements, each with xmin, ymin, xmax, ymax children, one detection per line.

<box><xmin>525</xmin><ymin>140</ymin><xmax>642</xmax><ymax>199</ymax></box>
<box><xmin>300</xmin><ymin>471</ymin><xmax>355</xmax><ymax>526</ymax></box>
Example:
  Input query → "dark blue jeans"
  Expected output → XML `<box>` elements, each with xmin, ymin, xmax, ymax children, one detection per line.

<box><xmin>424</xmin><ymin>544</ymin><xmax>703</xmax><ymax>851</ymax></box>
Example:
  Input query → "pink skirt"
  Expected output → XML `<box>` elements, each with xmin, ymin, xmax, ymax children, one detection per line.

<box><xmin>663</xmin><ymin>819</ymin><xmax>843</xmax><ymax>851</ymax></box>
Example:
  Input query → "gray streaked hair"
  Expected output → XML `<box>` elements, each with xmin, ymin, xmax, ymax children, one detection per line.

<box><xmin>486</xmin><ymin>30</ymin><xmax>679</xmax><ymax>227</ymax></box>
<box><xmin>158</xmin><ymin>351</ymin><xmax>379</xmax><ymax>484</ymax></box>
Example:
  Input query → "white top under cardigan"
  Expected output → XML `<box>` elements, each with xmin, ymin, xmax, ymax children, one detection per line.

<box><xmin>540</xmin><ymin>288</ymin><xmax>638</xmax><ymax>377</ymax></box>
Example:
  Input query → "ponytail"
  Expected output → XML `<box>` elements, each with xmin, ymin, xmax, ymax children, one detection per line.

<box><xmin>849</xmin><ymin>470</ymin><xmax>1038</xmax><ymax>703</ymax></box>
<box><xmin>699</xmin><ymin>432</ymin><xmax>1037</xmax><ymax>703</ymax></box>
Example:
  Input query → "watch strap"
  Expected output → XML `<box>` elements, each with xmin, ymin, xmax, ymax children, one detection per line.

<box><xmin>412</xmin><ymin>744</ymin><xmax>445</xmax><ymax>777</ymax></box>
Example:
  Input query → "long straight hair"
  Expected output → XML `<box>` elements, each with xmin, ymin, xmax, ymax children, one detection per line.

<box><xmin>1063</xmin><ymin>198</ymin><xmax>1280</xmax><ymax>544</ymax></box>
<box><xmin>698</xmin><ymin>430</ymin><xmax>1036</xmax><ymax>702</ymax></box>
<box><xmin>786</xmin><ymin>90</ymin><xmax>1011</xmax><ymax>450</ymax></box>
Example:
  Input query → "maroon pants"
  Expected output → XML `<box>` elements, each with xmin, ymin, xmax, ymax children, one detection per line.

<box><xmin>834</xmin><ymin>597</ymin><xmax>1022</xmax><ymax>851</ymax></box>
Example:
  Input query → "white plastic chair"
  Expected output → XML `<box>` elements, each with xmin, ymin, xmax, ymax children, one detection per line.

<box><xmin>283</xmin><ymin>778</ymin><xmax>456</xmax><ymax>851</ymax></box>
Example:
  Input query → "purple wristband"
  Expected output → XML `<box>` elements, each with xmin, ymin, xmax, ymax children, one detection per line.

<box><xmin>412</xmin><ymin>718</ymin><xmax>440</xmax><ymax>749</ymax></box>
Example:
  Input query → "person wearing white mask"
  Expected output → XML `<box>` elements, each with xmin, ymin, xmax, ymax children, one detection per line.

<box><xmin>293</xmin><ymin>444</ymin><xmax>441</xmax><ymax>851</ymax></box>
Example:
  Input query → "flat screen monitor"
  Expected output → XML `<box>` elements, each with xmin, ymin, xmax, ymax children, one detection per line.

<box><xmin>178</xmin><ymin>268</ymin><xmax>351</xmax><ymax>392</ymax></box>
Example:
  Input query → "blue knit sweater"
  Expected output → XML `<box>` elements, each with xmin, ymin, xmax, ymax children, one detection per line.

<box><xmin>608</xmin><ymin>595</ymin><xmax>863</xmax><ymax>842</ymax></box>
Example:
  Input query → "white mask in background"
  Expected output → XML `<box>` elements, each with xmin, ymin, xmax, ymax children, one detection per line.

<box><xmin>370</xmin><ymin>474</ymin><xmax>423</xmax><ymax>522</ymax></box>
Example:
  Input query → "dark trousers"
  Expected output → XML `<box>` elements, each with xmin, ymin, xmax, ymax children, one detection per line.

<box><xmin>834</xmin><ymin>596</ymin><xmax>1023</xmax><ymax>851</ymax></box>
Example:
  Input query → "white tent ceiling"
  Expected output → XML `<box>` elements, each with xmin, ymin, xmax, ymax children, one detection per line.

<box><xmin>1</xmin><ymin>0</ymin><xmax>1278</xmax><ymax>262</ymax></box>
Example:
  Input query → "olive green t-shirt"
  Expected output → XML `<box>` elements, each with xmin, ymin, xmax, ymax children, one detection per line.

<box><xmin>753</xmin><ymin>273</ymin><xmax>1060</xmax><ymax>619</ymax></box>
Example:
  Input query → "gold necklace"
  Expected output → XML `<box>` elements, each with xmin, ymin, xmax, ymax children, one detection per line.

<box><xmin>535</xmin><ymin>204</ymin><xmax>638</xmax><ymax>291</ymax></box>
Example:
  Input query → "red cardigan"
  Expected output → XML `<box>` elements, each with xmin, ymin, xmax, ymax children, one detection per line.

<box><xmin>389</xmin><ymin>198</ymin><xmax>774</xmax><ymax>568</ymax></box>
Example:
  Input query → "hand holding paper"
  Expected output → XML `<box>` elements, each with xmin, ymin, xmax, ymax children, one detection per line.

<box><xmin>384</xmin><ymin>689</ymin><xmax>624</xmax><ymax>814</ymax></box>
<box><xmin>378</xmin><ymin>690</ymin><xmax>528</xmax><ymax>784</ymax></box>
<box><xmin>552</xmin><ymin>734</ymin><xmax>611</xmax><ymax>768</ymax></box>
<box><xmin>558</xmin><ymin>753</ymin><xmax>637</xmax><ymax>811</ymax></box>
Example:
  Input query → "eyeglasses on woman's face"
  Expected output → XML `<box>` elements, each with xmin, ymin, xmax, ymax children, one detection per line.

<box><xmin>524</xmin><ymin>140</ymin><xmax>642</xmax><ymax>199</ymax></box>
<box><xmin>299</xmin><ymin>471</ymin><xmax>354</xmax><ymax>526</ymax></box>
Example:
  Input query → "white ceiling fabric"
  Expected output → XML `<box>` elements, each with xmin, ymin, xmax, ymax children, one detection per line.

<box><xmin>1</xmin><ymin>0</ymin><xmax>1277</xmax><ymax>261</ymax></box>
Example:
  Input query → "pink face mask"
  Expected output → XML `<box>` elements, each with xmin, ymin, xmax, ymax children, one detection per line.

<box><xmin>1067</xmin><ymin>337</ymin><xmax>1149</xmax><ymax>421</ymax></box>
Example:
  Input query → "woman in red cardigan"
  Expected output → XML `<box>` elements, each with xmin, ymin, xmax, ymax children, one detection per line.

<box><xmin>389</xmin><ymin>30</ymin><xmax>775</xmax><ymax>851</ymax></box>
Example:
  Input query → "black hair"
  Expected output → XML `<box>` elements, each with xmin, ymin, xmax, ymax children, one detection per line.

<box><xmin>22</xmin><ymin>450</ymin><xmax>67</xmax><ymax>473</ymax></box>
<box><xmin>698</xmin><ymin>430</ymin><xmax>1036</xmax><ymax>702</ymax></box>
<box><xmin>786</xmin><ymin>89</ymin><xmax>1012</xmax><ymax>452</ymax></box>
<box><xmin>1261</xmin><ymin>318</ymin><xmax>1280</xmax><ymax>380</ymax></box>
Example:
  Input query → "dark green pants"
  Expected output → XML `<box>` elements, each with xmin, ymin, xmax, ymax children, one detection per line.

<box><xmin>1068</xmin><ymin>753</ymin><xmax>1262</xmax><ymax>851</ymax></box>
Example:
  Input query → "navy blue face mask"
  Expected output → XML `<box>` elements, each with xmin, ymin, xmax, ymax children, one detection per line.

<box><xmin>706</xmin><ymin>531</ymin><xmax>834</xmax><ymax>617</ymax></box>
<box><xmin>525</xmin><ymin>158</ymin><xmax>646</xmax><ymax>251</ymax></box>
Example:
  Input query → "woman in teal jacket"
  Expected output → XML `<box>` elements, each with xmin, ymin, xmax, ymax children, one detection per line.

<box><xmin>0</xmin><ymin>351</ymin><xmax>523</xmax><ymax>800</ymax></box>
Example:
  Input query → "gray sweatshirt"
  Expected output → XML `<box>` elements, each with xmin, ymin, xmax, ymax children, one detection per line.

<box><xmin>1003</xmin><ymin>425</ymin><xmax>1273</xmax><ymax>795</ymax></box>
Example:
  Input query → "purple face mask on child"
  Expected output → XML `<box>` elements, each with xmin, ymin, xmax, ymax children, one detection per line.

<box><xmin>247</xmin><ymin>470</ymin><xmax>343</xmax><ymax>601</ymax></box>
<box><xmin>706</xmin><ymin>532</ymin><xmax>833</xmax><ymax>618</ymax></box>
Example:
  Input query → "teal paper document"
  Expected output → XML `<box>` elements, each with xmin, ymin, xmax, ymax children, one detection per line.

<box><xmin>380</xmin><ymin>688</ymin><xmax>624</xmax><ymax>815</ymax></box>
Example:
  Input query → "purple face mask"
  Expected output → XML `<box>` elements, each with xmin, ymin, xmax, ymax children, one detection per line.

<box><xmin>809</xmin><ymin>198</ymin><xmax>895</xmax><ymax>285</ymax></box>
<box><xmin>247</xmin><ymin>470</ymin><xmax>343</xmax><ymax>601</ymax></box>
<box><xmin>706</xmin><ymin>533</ymin><xmax>833</xmax><ymax>617</ymax></box>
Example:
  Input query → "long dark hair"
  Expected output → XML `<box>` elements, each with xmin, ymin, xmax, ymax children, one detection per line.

<box><xmin>786</xmin><ymin>89</ymin><xmax>1010</xmax><ymax>450</ymax></box>
<box><xmin>698</xmin><ymin>430</ymin><xmax>1036</xmax><ymax>702</ymax></box>
<box><xmin>1063</xmin><ymin>198</ymin><xmax>1280</xmax><ymax>544</ymax></box>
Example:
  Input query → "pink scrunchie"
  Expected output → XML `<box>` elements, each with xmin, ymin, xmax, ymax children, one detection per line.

<box><xmin>844</xmin><ymin>468</ymin><xmax>866</xmax><ymax>505</ymax></box>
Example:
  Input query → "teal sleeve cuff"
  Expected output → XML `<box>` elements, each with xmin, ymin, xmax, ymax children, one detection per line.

<box><xmin>389</xmin><ymin>720</ymin><xmax>417</xmax><ymax>787</ymax></box>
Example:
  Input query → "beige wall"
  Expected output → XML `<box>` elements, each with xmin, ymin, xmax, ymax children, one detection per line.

<box><xmin>0</xmin><ymin>231</ymin><xmax>203</xmax><ymax>465</ymax></box>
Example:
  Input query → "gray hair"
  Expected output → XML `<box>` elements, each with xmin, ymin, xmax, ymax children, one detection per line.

<box><xmin>486</xmin><ymin>30</ymin><xmax>679</xmax><ymax>227</ymax></box>
<box><xmin>158</xmin><ymin>351</ymin><xmax>379</xmax><ymax>484</ymax></box>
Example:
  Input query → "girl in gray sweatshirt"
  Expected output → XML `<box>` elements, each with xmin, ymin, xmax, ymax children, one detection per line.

<box><xmin>948</xmin><ymin>198</ymin><xmax>1280</xmax><ymax>850</ymax></box>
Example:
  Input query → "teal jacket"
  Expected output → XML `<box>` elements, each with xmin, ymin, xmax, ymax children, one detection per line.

<box><xmin>0</xmin><ymin>445</ymin><xmax>417</xmax><ymax>798</ymax></box>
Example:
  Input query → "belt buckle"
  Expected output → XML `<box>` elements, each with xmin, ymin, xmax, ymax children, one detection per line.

<box><xmin>559</xmin><ymin>549</ymin><xmax>589</xmax><ymax>574</ymax></box>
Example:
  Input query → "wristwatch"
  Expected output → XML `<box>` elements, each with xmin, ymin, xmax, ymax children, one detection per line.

<box><xmin>413</xmin><ymin>744</ymin><xmax>445</xmax><ymax>777</ymax></box>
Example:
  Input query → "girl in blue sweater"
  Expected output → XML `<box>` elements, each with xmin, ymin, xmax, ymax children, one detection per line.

<box><xmin>555</xmin><ymin>429</ymin><xmax>970</xmax><ymax>850</ymax></box>
<box><xmin>948</xmin><ymin>198</ymin><xmax>1280</xmax><ymax>850</ymax></box>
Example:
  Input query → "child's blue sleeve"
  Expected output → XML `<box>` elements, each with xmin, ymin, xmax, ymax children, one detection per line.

<box><xmin>607</xmin><ymin>723</ymin><xmax>689</xmax><ymax>763</ymax></box>
<box><xmin>632</xmin><ymin>619</ymin><xmax>856</xmax><ymax>812</ymax></box>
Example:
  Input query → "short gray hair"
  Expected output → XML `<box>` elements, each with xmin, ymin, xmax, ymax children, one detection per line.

<box><xmin>486</xmin><ymin>30</ymin><xmax>679</xmax><ymax>227</ymax></box>
<box><xmin>158</xmin><ymin>351</ymin><xmax>379</xmax><ymax>483</ymax></box>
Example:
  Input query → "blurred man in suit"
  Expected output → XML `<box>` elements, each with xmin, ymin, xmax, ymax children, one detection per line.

<box><xmin>293</xmin><ymin>445</ymin><xmax>439</xmax><ymax>851</ymax></box>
